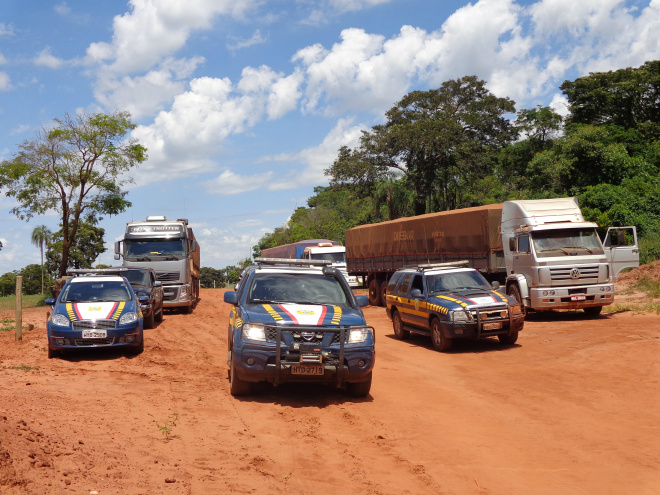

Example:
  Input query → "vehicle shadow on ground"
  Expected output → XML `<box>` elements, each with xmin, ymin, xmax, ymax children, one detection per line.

<box><xmin>384</xmin><ymin>332</ymin><xmax>522</xmax><ymax>354</ymax></box>
<box><xmin>233</xmin><ymin>381</ymin><xmax>375</xmax><ymax>407</ymax></box>
<box><xmin>51</xmin><ymin>347</ymin><xmax>143</xmax><ymax>362</ymax></box>
<box><xmin>523</xmin><ymin>310</ymin><xmax>611</xmax><ymax>322</ymax></box>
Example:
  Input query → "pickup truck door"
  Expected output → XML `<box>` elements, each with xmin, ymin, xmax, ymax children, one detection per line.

<box><xmin>603</xmin><ymin>226</ymin><xmax>639</xmax><ymax>281</ymax></box>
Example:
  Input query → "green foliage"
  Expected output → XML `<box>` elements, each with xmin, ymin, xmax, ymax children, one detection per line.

<box><xmin>200</xmin><ymin>267</ymin><xmax>226</xmax><ymax>288</ymax></box>
<box><xmin>45</xmin><ymin>216</ymin><xmax>106</xmax><ymax>275</ymax></box>
<box><xmin>0</xmin><ymin>110</ymin><xmax>147</xmax><ymax>277</ymax></box>
<box><xmin>157</xmin><ymin>413</ymin><xmax>179</xmax><ymax>440</ymax></box>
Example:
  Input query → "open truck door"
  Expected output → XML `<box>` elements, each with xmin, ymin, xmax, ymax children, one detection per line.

<box><xmin>603</xmin><ymin>227</ymin><xmax>639</xmax><ymax>281</ymax></box>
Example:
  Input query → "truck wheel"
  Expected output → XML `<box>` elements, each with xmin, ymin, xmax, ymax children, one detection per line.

<box><xmin>155</xmin><ymin>304</ymin><xmax>164</xmax><ymax>323</ymax></box>
<box><xmin>392</xmin><ymin>311</ymin><xmax>409</xmax><ymax>340</ymax></box>
<box><xmin>345</xmin><ymin>372</ymin><xmax>372</xmax><ymax>398</ymax></box>
<box><xmin>431</xmin><ymin>318</ymin><xmax>452</xmax><ymax>352</ymax></box>
<box><xmin>583</xmin><ymin>306</ymin><xmax>603</xmax><ymax>317</ymax></box>
<box><xmin>368</xmin><ymin>279</ymin><xmax>381</xmax><ymax>306</ymax></box>
<box><xmin>380</xmin><ymin>280</ymin><xmax>388</xmax><ymax>307</ymax></box>
<box><xmin>229</xmin><ymin>354</ymin><xmax>252</xmax><ymax>396</ymax></box>
<box><xmin>507</xmin><ymin>284</ymin><xmax>526</xmax><ymax>316</ymax></box>
<box><xmin>498</xmin><ymin>331</ymin><xmax>519</xmax><ymax>345</ymax></box>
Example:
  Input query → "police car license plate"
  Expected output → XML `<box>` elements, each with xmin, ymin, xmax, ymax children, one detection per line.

<box><xmin>291</xmin><ymin>365</ymin><xmax>324</xmax><ymax>375</ymax></box>
<box><xmin>571</xmin><ymin>295</ymin><xmax>587</xmax><ymax>301</ymax></box>
<box><xmin>483</xmin><ymin>322</ymin><xmax>502</xmax><ymax>331</ymax></box>
<box><xmin>82</xmin><ymin>330</ymin><xmax>107</xmax><ymax>339</ymax></box>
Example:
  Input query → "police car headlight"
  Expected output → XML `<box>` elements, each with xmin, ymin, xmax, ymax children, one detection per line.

<box><xmin>120</xmin><ymin>312</ymin><xmax>139</xmax><ymax>325</ymax></box>
<box><xmin>348</xmin><ymin>327</ymin><xmax>372</xmax><ymax>343</ymax></box>
<box><xmin>243</xmin><ymin>324</ymin><xmax>267</xmax><ymax>342</ymax></box>
<box><xmin>52</xmin><ymin>314</ymin><xmax>70</xmax><ymax>327</ymax></box>
<box><xmin>450</xmin><ymin>310</ymin><xmax>470</xmax><ymax>322</ymax></box>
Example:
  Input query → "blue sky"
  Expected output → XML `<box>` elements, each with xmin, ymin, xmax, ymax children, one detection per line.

<box><xmin>0</xmin><ymin>0</ymin><xmax>659</xmax><ymax>273</ymax></box>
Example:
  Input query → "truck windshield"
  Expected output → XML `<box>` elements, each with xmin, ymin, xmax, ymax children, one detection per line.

<box><xmin>125</xmin><ymin>239</ymin><xmax>186</xmax><ymax>258</ymax></box>
<box><xmin>531</xmin><ymin>229</ymin><xmax>604</xmax><ymax>258</ymax></box>
<box><xmin>309</xmin><ymin>252</ymin><xmax>346</xmax><ymax>263</ymax></box>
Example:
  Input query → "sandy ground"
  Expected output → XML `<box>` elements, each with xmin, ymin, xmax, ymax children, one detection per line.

<box><xmin>1</xmin><ymin>271</ymin><xmax>659</xmax><ymax>495</ymax></box>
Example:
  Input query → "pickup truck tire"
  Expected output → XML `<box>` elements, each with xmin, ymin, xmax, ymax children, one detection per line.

<box><xmin>229</xmin><ymin>354</ymin><xmax>252</xmax><ymax>396</ymax></box>
<box><xmin>431</xmin><ymin>317</ymin><xmax>452</xmax><ymax>352</ymax></box>
<box><xmin>498</xmin><ymin>331</ymin><xmax>519</xmax><ymax>345</ymax></box>
<box><xmin>155</xmin><ymin>305</ymin><xmax>164</xmax><ymax>323</ymax></box>
<box><xmin>392</xmin><ymin>311</ymin><xmax>410</xmax><ymax>340</ymax></box>
<box><xmin>583</xmin><ymin>306</ymin><xmax>603</xmax><ymax>317</ymax></box>
<box><xmin>507</xmin><ymin>284</ymin><xmax>526</xmax><ymax>317</ymax></box>
<box><xmin>368</xmin><ymin>279</ymin><xmax>382</xmax><ymax>306</ymax></box>
<box><xmin>345</xmin><ymin>372</ymin><xmax>372</xmax><ymax>398</ymax></box>
<box><xmin>143</xmin><ymin>311</ymin><xmax>155</xmax><ymax>329</ymax></box>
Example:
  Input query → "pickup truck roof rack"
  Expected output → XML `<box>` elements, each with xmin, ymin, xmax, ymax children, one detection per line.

<box><xmin>415</xmin><ymin>260</ymin><xmax>470</xmax><ymax>271</ymax></box>
<box><xmin>255</xmin><ymin>257</ymin><xmax>332</xmax><ymax>267</ymax></box>
<box><xmin>67</xmin><ymin>267</ymin><xmax>131</xmax><ymax>277</ymax></box>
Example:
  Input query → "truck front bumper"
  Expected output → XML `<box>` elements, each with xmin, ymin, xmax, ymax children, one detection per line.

<box><xmin>528</xmin><ymin>284</ymin><xmax>614</xmax><ymax>310</ymax></box>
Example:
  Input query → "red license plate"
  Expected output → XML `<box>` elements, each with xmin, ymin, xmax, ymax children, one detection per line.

<box><xmin>570</xmin><ymin>295</ymin><xmax>587</xmax><ymax>301</ymax></box>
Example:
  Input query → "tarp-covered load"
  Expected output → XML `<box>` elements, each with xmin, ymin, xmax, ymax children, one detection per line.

<box><xmin>261</xmin><ymin>239</ymin><xmax>341</xmax><ymax>260</ymax></box>
<box><xmin>345</xmin><ymin>204</ymin><xmax>505</xmax><ymax>275</ymax></box>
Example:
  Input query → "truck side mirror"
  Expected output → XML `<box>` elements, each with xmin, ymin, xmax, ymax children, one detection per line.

<box><xmin>224</xmin><ymin>291</ymin><xmax>238</xmax><ymax>305</ymax></box>
<box><xmin>411</xmin><ymin>289</ymin><xmax>422</xmax><ymax>298</ymax></box>
<box><xmin>509</xmin><ymin>237</ymin><xmax>517</xmax><ymax>252</ymax></box>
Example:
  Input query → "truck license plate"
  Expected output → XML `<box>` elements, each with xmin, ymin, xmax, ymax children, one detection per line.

<box><xmin>570</xmin><ymin>295</ymin><xmax>587</xmax><ymax>301</ymax></box>
<box><xmin>483</xmin><ymin>322</ymin><xmax>502</xmax><ymax>331</ymax></box>
<box><xmin>82</xmin><ymin>330</ymin><xmax>107</xmax><ymax>339</ymax></box>
<box><xmin>291</xmin><ymin>365</ymin><xmax>324</xmax><ymax>376</ymax></box>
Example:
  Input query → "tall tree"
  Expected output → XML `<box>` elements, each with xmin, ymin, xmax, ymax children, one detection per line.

<box><xmin>327</xmin><ymin>76</ymin><xmax>516</xmax><ymax>214</ymax></box>
<box><xmin>30</xmin><ymin>225</ymin><xmax>52</xmax><ymax>294</ymax></box>
<box><xmin>0</xmin><ymin>111</ymin><xmax>147</xmax><ymax>276</ymax></box>
<box><xmin>45</xmin><ymin>216</ymin><xmax>106</xmax><ymax>275</ymax></box>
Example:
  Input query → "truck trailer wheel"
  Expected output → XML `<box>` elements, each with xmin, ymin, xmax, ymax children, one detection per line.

<box><xmin>431</xmin><ymin>318</ymin><xmax>452</xmax><ymax>352</ymax></box>
<box><xmin>368</xmin><ymin>279</ymin><xmax>381</xmax><ymax>306</ymax></box>
<box><xmin>380</xmin><ymin>280</ymin><xmax>388</xmax><ymax>306</ymax></box>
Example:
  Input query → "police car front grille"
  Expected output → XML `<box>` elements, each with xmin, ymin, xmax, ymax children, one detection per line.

<box><xmin>470</xmin><ymin>308</ymin><xmax>509</xmax><ymax>320</ymax></box>
<box><xmin>265</xmin><ymin>327</ymin><xmax>349</xmax><ymax>344</ymax></box>
<box><xmin>75</xmin><ymin>338</ymin><xmax>115</xmax><ymax>346</ymax></box>
<box><xmin>72</xmin><ymin>319</ymin><xmax>117</xmax><ymax>330</ymax></box>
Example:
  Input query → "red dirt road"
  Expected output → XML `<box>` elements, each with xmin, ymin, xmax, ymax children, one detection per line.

<box><xmin>1</xmin><ymin>285</ymin><xmax>659</xmax><ymax>495</ymax></box>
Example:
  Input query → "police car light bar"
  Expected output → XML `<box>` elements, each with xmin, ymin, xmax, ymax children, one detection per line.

<box><xmin>67</xmin><ymin>267</ymin><xmax>129</xmax><ymax>276</ymax></box>
<box><xmin>416</xmin><ymin>260</ymin><xmax>470</xmax><ymax>271</ymax></box>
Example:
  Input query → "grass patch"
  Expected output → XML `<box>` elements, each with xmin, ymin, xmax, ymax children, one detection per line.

<box><xmin>0</xmin><ymin>293</ymin><xmax>50</xmax><ymax>311</ymax></box>
<box><xmin>633</xmin><ymin>276</ymin><xmax>660</xmax><ymax>298</ymax></box>
<box><xmin>604</xmin><ymin>301</ymin><xmax>660</xmax><ymax>314</ymax></box>
<box><xmin>7</xmin><ymin>364</ymin><xmax>40</xmax><ymax>372</ymax></box>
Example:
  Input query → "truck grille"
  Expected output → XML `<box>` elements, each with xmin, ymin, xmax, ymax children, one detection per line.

<box><xmin>72</xmin><ymin>319</ymin><xmax>117</xmax><ymax>330</ymax></box>
<box><xmin>550</xmin><ymin>265</ymin><xmax>600</xmax><ymax>283</ymax></box>
<box><xmin>156</xmin><ymin>271</ymin><xmax>180</xmax><ymax>282</ymax></box>
<box><xmin>265</xmin><ymin>326</ymin><xmax>349</xmax><ymax>344</ymax></box>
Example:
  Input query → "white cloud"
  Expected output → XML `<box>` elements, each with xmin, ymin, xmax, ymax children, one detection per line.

<box><xmin>0</xmin><ymin>72</ymin><xmax>10</xmax><ymax>91</ymax></box>
<box><xmin>34</xmin><ymin>47</ymin><xmax>65</xmax><ymax>69</ymax></box>
<box><xmin>10</xmin><ymin>124</ymin><xmax>30</xmax><ymax>136</ymax></box>
<box><xmin>227</xmin><ymin>29</ymin><xmax>266</xmax><ymax>52</ymax></box>
<box><xmin>330</xmin><ymin>0</ymin><xmax>394</xmax><ymax>12</ymax></box>
<box><xmin>54</xmin><ymin>2</ymin><xmax>71</xmax><ymax>15</ymax></box>
<box><xmin>0</xmin><ymin>23</ymin><xmax>14</xmax><ymax>37</ymax></box>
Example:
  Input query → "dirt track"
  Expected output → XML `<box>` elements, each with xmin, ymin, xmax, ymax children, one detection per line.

<box><xmin>1</xmin><ymin>284</ymin><xmax>659</xmax><ymax>495</ymax></box>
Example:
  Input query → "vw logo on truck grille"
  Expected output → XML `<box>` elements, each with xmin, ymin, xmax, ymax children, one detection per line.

<box><xmin>570</xmin><ymin>268</ymin><xmax>580</xmax><ymax>279</ymax></box>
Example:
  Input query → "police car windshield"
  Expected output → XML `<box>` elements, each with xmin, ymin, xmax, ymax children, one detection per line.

<box><xmin>248</xmin><ymin>273</ymin><xmax>349</xmax><ymax>306</ymax></box>
<box><xmin>427</xmin><ymin>271</ymin><xmax>492</xmax><ymax>294</ymax></box>
<box><xmin>62</xmin><ymin>281</ymin><xmax>132</xmax><ymax>302</ymax></box>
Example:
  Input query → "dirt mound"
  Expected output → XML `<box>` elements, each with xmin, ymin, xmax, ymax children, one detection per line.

<box><xmin>616</xmin><ymin>260</ymin><xmax>660</xmax><ymax>291</ymax></box>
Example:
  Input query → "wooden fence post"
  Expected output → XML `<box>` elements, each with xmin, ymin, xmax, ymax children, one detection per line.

<box><xmin>15</xmin><ymin>275</ymin><xmax>22</xmax><ymax>341</ymax></box>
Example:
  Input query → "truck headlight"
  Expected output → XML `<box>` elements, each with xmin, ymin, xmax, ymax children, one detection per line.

<box><xmin>52</xmin><ymin>314</ymin><xmax>70</xmax><ymax>327</ymax></box>
<box><xmin>120</xmin><ymin>312</ymin><xmax>139</xmax><ymax>325</ymax></box>
<box><xmin>242</xmin><ymin>323</ymin><xmax>267</xmax><ymax>342</ymax></box>
<box><xmin>450</xmin><ymin>310</ymin><xmax>470</xmax><ymax>322</ymax></box>
<box><xmin>348</xmin><ymin>327</ymin><xmax>372</xmax><ymax>343</ymax></box>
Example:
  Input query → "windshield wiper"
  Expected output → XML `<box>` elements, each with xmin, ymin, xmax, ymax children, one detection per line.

<box><xmin>164</xmin><ymin>256</ymin><xmax>179</xmax><ymax>260</ymax></box>
<box><xmin>137</xmin><ymin>256</ymin><xmax>152</xmax><ymax>261</ymax></box>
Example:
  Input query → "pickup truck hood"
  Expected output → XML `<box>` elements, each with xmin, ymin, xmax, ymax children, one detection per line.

<box><xmin>431</xmin><ymin>289</ymin><xmax>510</xmax><ymax>309</ymax></box>
<box><xmin>244</xmin><ymin>303</ymin><xmax>366</xmax><ymax>326</ymax></box>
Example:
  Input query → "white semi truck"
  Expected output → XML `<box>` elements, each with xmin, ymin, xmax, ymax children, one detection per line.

<box><xmin>115</xmin><ymin>216</ymin><xmax>200</xmax><ymax>313</ymax></box>
<box><xmin>346</xmin><ymin>197</ymin><xmax>639</xmax><ymax>314</ymax></box>
<box><xmin>260</xmin><ymin>239</ymin><xmax>359</xmax><ymax>287</ymax></box>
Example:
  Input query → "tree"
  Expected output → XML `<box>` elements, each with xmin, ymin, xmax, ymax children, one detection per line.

<box><xmin>0</xmin><ymin>111</ymin><xmax>147</xmax><ymax>276</ymax></box>
<box><xmin>20</xmin><ymin>264</ymin><xmax>47</xmax><ymax>295</ymax></box>
<box><xmin>327</xmin><ymin>76</ymin><xmax>516</xmax><ymax>214</ymax></box>
<box><xmin>30</xmin><ymin>225</ymin><xmax>52</xmax><ymax>294</ymax></box>
<box><xmin>560</xmin><ymin>60</ymin><xmax>660</xmax><ymax>138</ymax></box>
<box><xmin>200</xmin><ymin>267</ymin><xmax>226</xmax><ymax>288</ymax></box>
<box><xmin>46</xmin><ymin>216</ymin><xmax>106</xmax><ymax>275</ymax></box>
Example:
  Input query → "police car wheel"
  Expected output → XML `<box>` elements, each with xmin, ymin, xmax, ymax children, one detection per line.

<box><xmin>230</xmin><ymin>355</ymin><xmax>252</xmax><ymax>396</ymax></box>
<box><xmin>392</xmin><ymin>311</ymin><xmax>409</xmax><ymax>340</ymax></box>
<box><xmin>431</xmin><ymin>318</ymin><xmax>452</xmax><ymax>352</ymax></box>
<box><xmin>498</xmin><ymin>331</ymin><xmax>518</xmax><ymax>345</ymax></box>
<box><xmin>345</xmin><ymin>372</ymin><xmax>372</xmax><ymax>398</ymax></box>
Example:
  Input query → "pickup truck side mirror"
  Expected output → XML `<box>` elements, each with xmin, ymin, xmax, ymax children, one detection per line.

<box><xmin>224</xmin><ymin>291</ymin><xmax>238</xmax><ymax>305</ymax></box>
<box><xmin>491</xmin><ymin>281</ymin><xmax>500</xmax><ymax>290</ymax></box>
<box><xmin>411</xmin><ymin>289</ymin><xmax>422</xmax><ymax>298</ymax></box>
<box><xmin>355</xmin><ymin>295</ymin><xmax>369</xmax><ymax>307</ymax></box>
